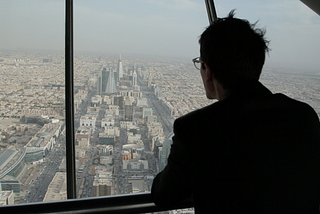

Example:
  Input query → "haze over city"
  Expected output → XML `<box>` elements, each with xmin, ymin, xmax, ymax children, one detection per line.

<box><xmin>1</xmin><ymin>0</ymin><xmax>320</xmax><ymax>70</ymax></box>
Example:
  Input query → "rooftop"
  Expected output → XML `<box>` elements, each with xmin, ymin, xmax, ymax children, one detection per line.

<box><xmin>0</xmin><ymin>149</ymin><xmax>17</xmax><ymax>169</ymax></box>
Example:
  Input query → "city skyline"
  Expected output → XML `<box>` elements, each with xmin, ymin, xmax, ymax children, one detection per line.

<box><xmin>1</xmin><ymin>0</ymin><xmax>320</xmax><ymax>70</ymax></box>
<box><xmin>1</xmin><ymin>50</ymin><xmax>320</xmax><ymax>207</ymax></box>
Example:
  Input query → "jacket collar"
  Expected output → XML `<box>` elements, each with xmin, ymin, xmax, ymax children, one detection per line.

<box><xmin>223</xmin><ymin>80</ymin><xmax>272</xmax><ymax>100</ymax></box>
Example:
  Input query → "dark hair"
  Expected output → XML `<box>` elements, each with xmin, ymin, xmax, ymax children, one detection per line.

<box><xmin>199</xmin><ymin>10</ymin><xmax>270</xmax><ymax>89</ymax></box>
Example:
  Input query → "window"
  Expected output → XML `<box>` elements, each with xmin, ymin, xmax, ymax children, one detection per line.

<box><xmin>73</xmin><ymin>0</ymin><xmax>208</xmax><ymax>200</ymax></box>
<box><xmin>0</xmin><ymin>0</ymin><xmax>65</xmax><ymax>204</ymax></box>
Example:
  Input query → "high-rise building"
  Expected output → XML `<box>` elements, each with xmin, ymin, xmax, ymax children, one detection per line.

<box><xmin>101</xmin><ymin>67</ymin><xmax>109</xmax><ymax>93</ymax></box>
<box><xmin>97</xmin><ymin>75</ymin><xmax>102</xmax><ymax>95</ymax></box>
<box><xmin>114</xmin><ymin>95</ymin><xmax>124</xmax><ymax>110</ymax></box>
<box><xmin>99</xmin><ymin>67</ymin><xmax>118</xmax><ymax>94</ymax></box>
<box><xmin>124</xmin><ymin>105</ymin><xmax>134</xmax><ymax>121</ymax></box>
<box><xmin>132</xmin><ymin>70</ymin><xmax>137</xmax><ymax>86</ymax></box>
<box><xmin>117</xmin><ymin>54</ymin><xmax>123</xmax><ymax>80</ymax></box>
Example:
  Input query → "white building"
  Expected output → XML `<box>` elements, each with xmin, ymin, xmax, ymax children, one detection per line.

<box><xmin>91</xmin><ymin>95</ymin><xmax>102</xmax><ymax>107</ymax></box>
<box><xmin>136</xmin><ymin>98</ymin><xmax>148</xmax><ymax>107</ymax></box>
<box><xmin>132</xmin><ymin>70</ymin><xmax>137</xmax><ymax>86</ymax></box>
<box><xmin>108</xmin><ymin>105</ymin><xmax>119</xmax><ymax>116</ymax></box>
<box><xmin>127</xmin><ymin>132</ymin><xmax>142</xmax><ymax>144</ymax></box>
<box><xmin>101</xmin><ymin>116</ymin><xmax>115</xmax><ymax>128</ymax></box>
<box><xmin>0</xmin><ymin>191</ymin><xmax>14</xmax><ymax>205</ymax></box>
<box><xmin>123</xmin><ymin>159</ymin><xmax>148</xmax><ymax>171</ymax></box>
<box><xmin>100</xmin><ymin>156</ymin><xmax>113</xmax><ymax>165</ymax></box>
<box><xmin>80</xmin><ymin>115</ymin><xmax>97</xmax><ymax>128</ymax></box>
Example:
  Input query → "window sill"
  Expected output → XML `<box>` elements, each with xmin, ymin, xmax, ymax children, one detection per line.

<box><xmin>0</xmin><ymin>192</ymin><xmax>194</xmax><ymax>214</ymax></box>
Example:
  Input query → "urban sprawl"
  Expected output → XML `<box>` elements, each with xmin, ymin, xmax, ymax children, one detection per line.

<box><xmin>0</xmin><ymin>51</ymin><xmax>319</xmax><ymax>208</ymax></box>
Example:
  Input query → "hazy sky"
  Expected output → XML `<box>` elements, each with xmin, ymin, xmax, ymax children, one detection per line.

<box><xmin>1</xmin><ymin>0</ymin><xmax>319</xmax><ymax>70</ymax></box>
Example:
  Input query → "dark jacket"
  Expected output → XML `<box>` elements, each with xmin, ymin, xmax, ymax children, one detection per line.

<box><xmin>152</xmin><ymin>81</ymin><xmax>320</xmax><ymax>213</ymax></box>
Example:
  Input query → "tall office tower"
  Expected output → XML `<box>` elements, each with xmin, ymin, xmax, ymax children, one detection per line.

<box><xmin>97</xmin><ymin>76</ymin><xmax>102</xmax><ymax>95</ymax></box>
<box><xmin>159</xmin><ymin>132</ymin><xmax>174</xmax><ymax>171</ymax></box>
<box><xmin>101</xmin><ymin>67</ymin><xmax>109</xmax><ymax>93</ymax></box>
<box><xmin>101</xmin><ymin>67</ymin><xmax>118</xmax><ymax>94</ymax></box>
<box><xmin>117</xmin><ymin>54</ymin><xmax>123</xmax><ymax>80</ymax></box>
<box><xmin>124</xmin><ymin>105</ymin><xmax>134</xmax><ymax>121</ymax></box>
<box><xmin>114</xmin><ymin>95</ymin><xmax>124</xmax><ymax>110</ymax></box>
<box><xmin>132</xmin><ymin>70</ymin><xmax>137</xmax><ymax>86</ymax></box>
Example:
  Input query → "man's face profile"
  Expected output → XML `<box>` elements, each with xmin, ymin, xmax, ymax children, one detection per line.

<box><xmin>199</xmin><ymin>61</ymin><xmax>217</xmax><ymax>100</ymax></box>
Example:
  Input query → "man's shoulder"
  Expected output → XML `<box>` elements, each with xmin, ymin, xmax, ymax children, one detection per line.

<box><xmin>175</xmin><ymin>93</ymin><xmax>318</xmax><ymax>124</ymax></box>
<box><xmin>273</xmin><ymin>93</ymin><xmax>319</xmax><ymax>121</ymax></box>
<box><xmin>273</xmin><ymin>93</ymin><xmax>316</xmax><ymax>112</ymax></box>
<box><xmin>175</xmin><ymin>101</ymin><xmax>223</xmax><ymax>123</ymax></box>
<box><xmin>173</xmin><ymin>101</ymin><xmax>230</xmax><ymax>136</ymax></box>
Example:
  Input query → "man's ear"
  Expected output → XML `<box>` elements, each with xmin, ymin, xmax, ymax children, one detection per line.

<box><xmin>205</xmin><ymin>64</ymin><xmax>213</xmax><ymax>82</ymax></box>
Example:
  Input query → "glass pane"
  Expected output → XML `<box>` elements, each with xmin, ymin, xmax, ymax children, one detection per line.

<box><xmin>0</xmin><ymin>1</ymin><xmax>65</xmax><ymax>204</ymax></box>
<box><xmin>214</xmin><ymin>0</ymin><xmax>320</xmax><ymax>101</ymax></box>
<box><xmin>72</xmin><ymin>0</ymin><xmax>320</xmax><ymax>204</ymax></box>
<box><xmin>73</xmin><ymin>1</ymin><xmax>208</xmax><ymax>198</ymax></box>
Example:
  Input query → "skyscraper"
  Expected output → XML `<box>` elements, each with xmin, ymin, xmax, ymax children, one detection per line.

<box><xmin>97</xmin><ymin>76</ymin><xmax>102</xmax><ymax>95</ymax></box>
<box><xmin>99</xmin><ymin>67</ymin><xmax>118</xmax><ymax>94</ymax></box>
<box><xmin>117</xmin><ymin>54</ymin><xmax>123</xmax><ymax>80</ymax></box>
<box><xmin>132</xmin><ymin>70</ymin><xmax>137</xmax><ymax>86</ymax></box>
<box><xmin>124</xmin><ymin>105</ymin><xmax>134</xmax><ymax>121</ymax></box>
<box><xmin>101</xmin><ymin>67</ymin><xmax>109</xmax><ymax>94</ymax></box>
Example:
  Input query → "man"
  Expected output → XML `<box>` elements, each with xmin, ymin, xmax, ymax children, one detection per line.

<box><xmin>151</xmin><ymin>11</ymin><xmax>320</xmax><ymax>213</ymax></box>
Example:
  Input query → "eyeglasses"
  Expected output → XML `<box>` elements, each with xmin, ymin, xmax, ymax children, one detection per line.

<box><xmin>192</xmin><ymin>57</ymin><xmax>204</xmax><ymax>70</ymax></box>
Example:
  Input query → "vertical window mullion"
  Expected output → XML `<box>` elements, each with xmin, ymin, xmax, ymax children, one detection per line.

<box><xmin>205</xmin><ymin>0</ymin><xmax>218</xmax><ymax>24</ymax></box>
<box><xmin>65</xmin><ymin>0</ymin><xmax>76</xmax><ymax>199</ymax></box>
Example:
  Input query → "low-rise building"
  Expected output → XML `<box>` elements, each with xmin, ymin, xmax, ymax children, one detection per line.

<box><xmin>0</xmin><ymin>190</ymin><xmax>14</xmax><ymax>206</ymax></box>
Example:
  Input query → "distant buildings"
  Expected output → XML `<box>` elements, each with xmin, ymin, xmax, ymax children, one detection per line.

<box><xmin>0</xmin><ymin>190</ymin><xmax>14</xmax><ymax>206</ymax></box>
<box><xmin>43</xmin><ymin>172</ymin><xmax>67</xmax><ymax>202</ymax></box>
<box><xmin>117</xmin><ymin>54</ymin><xmax>123</xmax><ymax>80</ymax></box>
<box><xmin>159</xmin><ymin>132</ymin><xmax>174</xmax><ymax>172</ymax></box>
<box><xmin>80</xmin><ymin>115</ymin><xmax>97</xmax><ymax>128</ymax></box>
<box><xmin>0</xmin><ymin>148</ymin><xmax>26</xmax><ymax>180</ymax></box>
<box><xmin>142</xmin><ymin>107</ymin><xmax>153</xmax><ymax>119</ymax></box>
<box><xmin>98</xmin><ymin>66</ymin><xmax>118</xmax><ymax>95</ymax></box>
<box><xmin>25</xmin><ymin>122</ymin><xmax>63</xmax><ymax>157</ymax></box>
<box><xmin>0</xmin><ymin>176</ymin><xmax>20</xmax><ymax>194</ymax></box>
<box><xmin>127</xmin><ymin>177</ymin><xmax>145</xmax><ymax>193</ymax></box>
<box><xmin>132</xmin><ymin>70</ymin><xmax>137</xmax><ymax>86</ymax></box>
<box><xmin>0</xmin><ymin>52</ymin><xmax>228</xmax><ymax>203</ymax></box>
<box><xmin>123</xmin><ymin>159</ymin><xmax>148</xmax><ymax>172</ymax></box>
<box><xmin>92</xmin><ymin>172</ymin><xmax>114</xmax><ymax>197</ymax></box>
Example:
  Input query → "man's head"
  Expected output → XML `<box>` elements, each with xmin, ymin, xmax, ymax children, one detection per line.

<box><xmin>199</xmin><ymin>10</ymin><xmax>270</xmax><ymax>90</ymax></box>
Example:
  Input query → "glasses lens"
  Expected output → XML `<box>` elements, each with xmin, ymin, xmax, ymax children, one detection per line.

<box><xmin>193</xmin><ymin>58</ymin><xmax>201</xmax><ymax>70</ymax></box>
<box><xmin>195</xmin><ymin>62</ymin><xmax>200</xmax><ymax>70</ymax></box>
